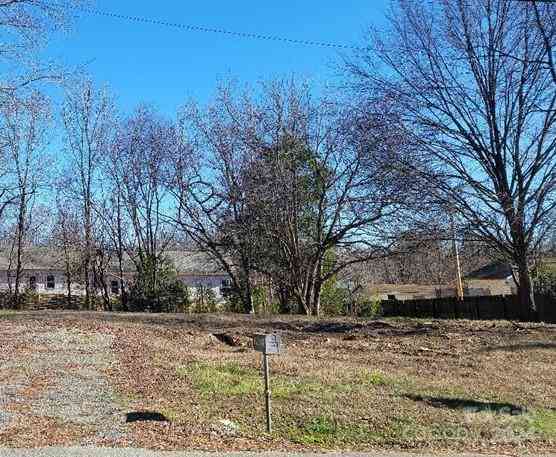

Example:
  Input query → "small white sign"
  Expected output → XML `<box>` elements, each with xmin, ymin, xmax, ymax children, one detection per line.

<box><xmin>254</xmin><ymin>334</ymin><xmax>282</xmax><ymax>354</ymax></box>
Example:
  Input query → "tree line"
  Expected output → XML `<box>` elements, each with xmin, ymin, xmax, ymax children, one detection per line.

<box><xmin>0</xmin><ymin>0</ymin><xmax>553</xmax><ymax>317</ymax></box>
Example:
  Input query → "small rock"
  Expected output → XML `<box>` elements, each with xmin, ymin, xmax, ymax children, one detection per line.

<box><xmin>212</xmin><ymin>418</ymin><xmax>240</xmax><ymax>436</ymax></box>
<box><xmin>95</xmin><ymin>429</ymin><xmax>125</xmax><ymax>441</ymax></box>
<box><xmin>207</xmin><ymin>334</ymin><xmax>219</xmax><ymax>345</ymax></box>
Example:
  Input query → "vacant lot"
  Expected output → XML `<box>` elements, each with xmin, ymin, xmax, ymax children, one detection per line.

<box><xmin>0</xmin><ymin>311</ymin><xmax>554</xmax><ymax>454</ymax></box>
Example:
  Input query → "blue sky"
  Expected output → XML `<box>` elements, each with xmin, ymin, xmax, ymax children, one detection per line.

<box><xmin>45</xmin><ymin>0</ymin><xmax>389</xmax><ymax>116</ymax></box>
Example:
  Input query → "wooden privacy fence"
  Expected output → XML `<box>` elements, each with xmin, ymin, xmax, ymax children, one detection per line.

<box><xmin>0</xmin><ymin>293</ymin><xmax>89</xmax><ymax>311</ymax></box>
<box><xmin>379</xmin><ymin>294</ymin><xmax>556</xmax><ymax>323</ymax></box>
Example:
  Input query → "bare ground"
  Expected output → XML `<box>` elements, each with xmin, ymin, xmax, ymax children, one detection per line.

<box><xmin>0</xmin><ymin>310</ymin><xmax>554</xmax><ymax>454</ymax></box>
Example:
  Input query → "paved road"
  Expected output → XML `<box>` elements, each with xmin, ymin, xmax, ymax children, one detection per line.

<box><xmin>0</xmin><ymin>449</ymin><xmax>554</xmax><ymax>457</ymax></box>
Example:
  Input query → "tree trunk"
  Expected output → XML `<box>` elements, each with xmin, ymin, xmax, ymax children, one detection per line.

<box><xmin>243</xmin><ymin>279</ymin><xmax>254</xmax><ymax>314</ymax></box>
<box><xmin>66</xmin><ymin>271</ymin><xmax>72</xmax><ymax>302</ymax></box>
<box><xmin>84</xmin><ymin>255</ymin><xmax>91</xmax><ymax>310</ymax></box>
<box><xmin>312</xmin><ymin>280</ymin><xmax>322</xmax><ymax>318</ymax></box>
<box><xmin>118</xmin><ymin>259</ymin><xmax>127</xmax><ymax>311</ymax></box>
<box><xmin>516</xmin><ymin>256</ymin><xmax>536</xmax><ymax>321</ymax></box>
<box><xmin>303</xmin><ymin>280</ymin><xmax>314</xmax><ymax>316</ymax></box>
<box><xmin>14</xmin><ymin>188</ymin><xmax>27</xmax><ymax>310</ymax></box>
<box><xmin>116</xmin><ymin>197</ymin><xmax>127</xmax><ymax>311</ymax></box>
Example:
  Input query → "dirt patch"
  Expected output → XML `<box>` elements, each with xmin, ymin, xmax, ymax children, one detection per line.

<box><xmin>0</xmin><ymin>311</ymin><xmax>555</xmax><ymax>453</ymax></box>
<box><xmin>0</xmin><ymin>322</ymin><xmax>127</xmax><ymax>447</ymax></box>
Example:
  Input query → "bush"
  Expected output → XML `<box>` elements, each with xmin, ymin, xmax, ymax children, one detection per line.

<box><xmin>128</xmin><ymin>256</ymin><xmax>190</xmax><ymax>313</ymax></box>
<box><xmin>321</xmin><ymin>277</ymin><xmax>350</xmax><ymax>316</ymax></box>
<box><xmin>190</xmin><ymin>285</ymin><xmax>217</xmax><ymax>313</ymax></box>
<box><xmin>534</xmin><ymin>267</ymin><xmax>556</xmax><ymax>298</ymax></box>
<box><xmin>220</xmin><ymin>286</ymin><xmax>281</xmax><ymax>314</ymax></box>
<box><xmin>221</xmin><ymin>293</ymin><xmax>244</xmax><ymax>313</ymax></box>
<box><xmin>359</xmin><ymin>296</ymin><xmax>383</xmax><ymax>318</ymax></box>
<box><xmin>252</xmin><ymin>286</ymin><xmax>267</xmax><ymax>313</ymax></box>
<box><xmin>251</xmin><ymin>285</ymin><xmax>281</xmax><ymax>314</ymax></box>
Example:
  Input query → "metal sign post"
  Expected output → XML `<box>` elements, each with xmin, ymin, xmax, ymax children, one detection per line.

<box><xmin>262</xmin><ymin>350</ymin><xmax>272</xmax><ymax>433</ymax></box>
<box><xmin>253</xmin><ymin>334</ymin><xmax>282</xmax><ymax>434</ymax></box>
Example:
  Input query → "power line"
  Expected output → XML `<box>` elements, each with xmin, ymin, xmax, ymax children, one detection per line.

<box><xmin>65</xmin><ymin>4</ymin><xmax>365</xmax><ymax>51</ymax></box>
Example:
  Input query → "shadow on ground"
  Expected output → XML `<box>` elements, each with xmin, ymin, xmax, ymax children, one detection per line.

<box><xmin>478</xmin><ymin>341</ymin><xmax>556</xmax><ymax>352</ymax></box>
<box><xmin>126</xmin><ymin>411</ymin><xmax>169</xmax><ymax>423</ymax></box>
<box><xmin>404</xmin><ymin>394</ymin><xmax>527</xmax><ymax>415</ymax></box>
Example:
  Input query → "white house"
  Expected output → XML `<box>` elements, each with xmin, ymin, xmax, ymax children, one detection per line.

<box><xmin>165</xmin><ymin>250</ymin><xmax>232</xmax><ymax>300</ymax></box>
<box><xmin>0</xmin><ymin>248</ymin><xmax>232</xmax><ymax>301</ymax></box>
<box><xmin>0</xmin><ymin>248</ymin><xmax>72</xmax><ymax>295</ymax></box>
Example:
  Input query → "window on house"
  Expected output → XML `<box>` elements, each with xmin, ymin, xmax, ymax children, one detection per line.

<box><xmin>29</xmin><ymin>276</ymin><xmax>37</xmax><ymax>290</ymax></box>
<box><xmin>221</xmin><ymin>279</ymin><xmax>231</xmax><ymax>289</ymax></box>
<box><xmin>46</xmin><ymin>275</ymin><xmax>55</xmax><ymax>289</ymax></box>
<box><xmin>111</xmin><ymin>280</ymin><xmax>119</xmax><ymax>295</ymax></box>
<box><xmin>387</xmin><ymin>294</ymin><xmax>396</xmax><ymax>300</ymax></box>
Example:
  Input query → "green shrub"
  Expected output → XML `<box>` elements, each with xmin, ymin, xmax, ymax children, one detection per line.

<box><xmin>221</xmin><ymin>286</ymin><xmax>281</xmax><ymax>314</ymax></box>
<box><xmin>128</xmin><ymin>255</ymin><xmax>190</xmax><ymax>313</ymax></box>
<box><xmin>222</xmin><ymin>294</ymin><xmax>244</xmax><ymax>313</ymax></box>
<box><xmin>190</xmin><ymin>285</ymin><xmax>217</xmax><ymax>313</ymax></box>
<box><xmin>533</xmin><ymin>267</ymin><xmax>556</xmax><ymax>298</ymax></box>
<box><xmin>359</xmin><ymin>296</ymin><xmax>383</xmax><ymax>318</ymax></box>
<box><xmin>321</xmin><ymin>277</ymin><xmax>350</xmax><ymax>316</ymax></box>
<box><xmin>252</xmin><ymin>285</ymin><xmax>281</xmax><ymax>314</ymax></box>
<box><xmin>252</xmin><ymin>285</ymin><xmax>266</xmax><ymax>313</ymax></box>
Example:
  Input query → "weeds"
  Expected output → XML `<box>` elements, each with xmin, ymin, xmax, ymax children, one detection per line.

<box><xmin>288</xmin><ymin>416</ymin><xmax>376</xmax><ymax>445</ymax></box>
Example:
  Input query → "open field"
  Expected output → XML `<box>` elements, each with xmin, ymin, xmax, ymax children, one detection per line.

<box><xmin>0</xmin><ymin>311</ymin><xmax>554</xmax><ymax>454</ymax></box>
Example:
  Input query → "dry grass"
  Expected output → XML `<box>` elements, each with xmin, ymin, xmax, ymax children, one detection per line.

<box><xmin>0</xmin><ymin>310</ymin><xmax>555</xmax><ymax>453</ymax></box>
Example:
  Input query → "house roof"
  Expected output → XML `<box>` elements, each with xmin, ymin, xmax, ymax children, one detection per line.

<box><xmin>165</xmin><ymin>250</ymin><xmax>227</xmax><ymax>276</ymax></box>
<box><xmin>0</xmin><ymin>248</ymin><xmax>227</xmax><ymax>276</ymax></box>
<box><xmin>465</xmin><ymin>262</ymin><xmax>513</xmax><ymax>280</ymax></box>
<box><xmin>466</xmin><ymin>257</ymin><xmax>556</xmax><ymax>280</ymax></box>
<box><xmin>0</xmin><ymin>247</ymin><xmax>66</xmax><ymax>271</ymax></box>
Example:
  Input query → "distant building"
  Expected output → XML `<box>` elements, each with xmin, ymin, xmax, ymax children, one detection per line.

<box><xmin>365</xmin><ymin>263</ymin><xmax>517</xmax><ymax>301</ymax></box>
<box><xmin>0</xmin><ymin>248</ymin><xmax>231</xmax><ymax>301</ymax></box>
<box><xmin>464</xmin><ymin>261</ymin><xmax>517</xmax><ymax>296</ymax></box>
<box><xmin>366</xmin><ymin>279</ymin><xmax>515</xmax><ymax>301</ymax></box>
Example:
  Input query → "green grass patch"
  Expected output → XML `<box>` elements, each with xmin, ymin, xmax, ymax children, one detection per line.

<box><xmin>288</xmin><ymin>415</ymin><xmax>377</xmax><ymax>445</ymax></box>
<box><xmin>177</xmin><ymin>361</ymin><xmax>333</xmax><ymax>399</ymax></box>
<box><xmin>160</xmin><ymin>407</ymin><xmax>185</xmax><ymax>423</ymax></box>
<box><xmin>359</xmin><ymin>370</ymin><xmax>392</xmax><ymax>386</ymax></box>
<box><xmin>0</xmin><ymin>309</ymin><xmax>16</xmax><ymax>317</ymax></box>
<box><xmin>529</xmin><ymin>408</ymin><xmax>556</xmax><ymax>439</ymax></box>
<box><xmin>178</xmin><ymin>362</ymin><xmax>397</xmax><ymax>401</ymax></box>
<box><xmin>178</xmin><ymin>361</ymin><xmax>555</xmax><ymax>448</ymax></box>
<box><xmin>178</xmin><ymin>362</ymin><xmax>261</xmax><ymax>397</ymax></box>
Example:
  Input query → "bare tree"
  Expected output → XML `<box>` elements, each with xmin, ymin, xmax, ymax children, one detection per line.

<box><xmin>62</xmin><ymin>79</ymin><xmax>115</xmax><ymax>309</ymax></box>
<box><xmin>94</xmin><ymin>176</ymin><xmax>130</xmax><ymax>309</ymax></box>
<box><xmin>172</xmin><ymin>81</ymin><xmax>422</xmax><ymax>316</ymax></box>
<box><xmin>110</xmin><ymin>106</ymin><xmax>177</xmax><ymax>310</ymax></box>
<box><xmin>247</xmin><ymin>82</ymin><xmax>424</xmax><ymax>315</ymax></box>
<box><xmin>347</xmin><ymin>0</ymin><xmax>556</xmax><ymax>317</ymax></box>
<box><xmin>0</xmin><ymin>91</ymin><xmax>51</xmax><ymax>306</ymax></box>
<box><xmin>0</xmin><ymin>0</ymin><xmax>83</xmax><ymax>93</ymax></box>
<box><xmin>51</xmin><ymin>194</ymin><xmax>83</xmax><ymax>302</ymax></box>
<box><xmin>171</xmin><ymin>90</ymin><xmax>260</xmax><ymax>314</ymax></box>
